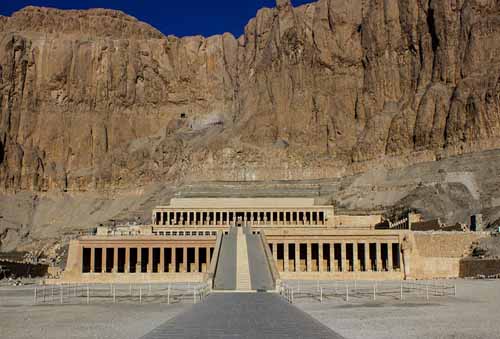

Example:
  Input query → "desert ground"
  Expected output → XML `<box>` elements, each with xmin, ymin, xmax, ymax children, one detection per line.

<box><xmin>1</xmin><ymin>279</ymin><xmax>500</xmax><ymax>339</ymax></box>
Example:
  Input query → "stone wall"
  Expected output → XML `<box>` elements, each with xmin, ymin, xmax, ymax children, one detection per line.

<box><xmin>0</xmin><ymin>260</ymin><xmax>48</xmax><ymax>278</ymax></box>
<box><xmin>334</xmin><ymin>215</ymin><xmax>382</xmax><ymax>229</ymax></box>
<box><xmin>408</xmin><ymin>232</ymin><xmax>488</xmax><ymax>279</ymax></box>
<box><xmin>459</xmin><ymin>258</ymin><xmax>500</xmax><ymax>278</ymax></box>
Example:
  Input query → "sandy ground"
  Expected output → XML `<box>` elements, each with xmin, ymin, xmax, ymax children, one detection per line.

<box><xmin>0</xmin><ymin>288</ymin><xmax>189</xmax><ymax>339</ymax></box>
<box><xmin>1</xmin><ymin>279</ymin><xmax>500</xmax><ymax>338</ymax></box>
<box><xmin>297</xmin><ymin>279</ymin><xmax>500</xmax><ymax>339</ymax></box>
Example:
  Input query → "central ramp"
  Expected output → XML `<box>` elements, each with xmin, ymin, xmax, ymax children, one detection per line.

<box><xmin>213</xmin><ymin>226</ymin><xmax>275</xmax><ymax>291</ymax></box>
<box><xmin>141</xmin><ymin>293</ymin><xmax>343</xmax><ymax>339</ymax></box>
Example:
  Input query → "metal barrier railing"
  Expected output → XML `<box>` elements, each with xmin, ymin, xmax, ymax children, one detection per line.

<box><xmin>31</xmin><ymin>281</ymin><xmax>211</xmax><ymax>305</ymax></box>
<box><xmin>279</xmin><ymin>279</ymin><xmax>456</xmax><ymax>304</ymax></box>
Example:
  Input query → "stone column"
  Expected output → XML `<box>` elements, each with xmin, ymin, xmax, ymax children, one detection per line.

<box><xmin>365</xmin><ymin>243</ymin><xmax>371</xmax><ymax>271</ymax></box>
<box><xmin>206</xmin><ymin>247</ymin><xmax>212</xmax><ymax>265</ymax></box>
<box><xmin>125</xmin><ymin>247</ymin><xmax>130</xmax><ymax>273</ymax></box>
<box><xmin>194</xmin><ymin>247</ymin><xmax>199</xmax><ymax>272</ymax></box>
<box><xmin>90</xmin><ymin>247</ymin><xmax>95</xmax><ymax>273</ymax></box>
<box><xmin>187</xmin><ymin>211</ymin><xmax>191</xmax><ymax>226</ymax></box>
<box><xmin>270</xmin><ymin>211</ymin><xmax>274</xmax><ymax>225</ymax></box>
<box><xmin>354</xmin><ymin>242</ymin><xmax>360</xmax><ymax>272</ymax></box>
<box><xmin>182</xmin><ymin>247</ymin><xmax>187</xmax><ymax>273</ymax></box>
<box><xmin>137</xmin><ymin>248</ymin><xmax>142</xmax><ymax>273</ymax></box>
<box><xmin>113</xmin><ymin>247</ymin><xmax>118</xmax><ymax>273</ymax></box>
<box><xmin>102</xmin><ymin>248</ymin><xmax>107</xmax><ymax>273</ymax></box>
<box><xmin>166</xmin><ymin>212</ymin><xmax>170</xmax><ymax>225</ymax></box>
<box><xmin>306</xmin><ymin>242</ymin><xmax>312</xmax><ymax>272</ymax></box>
<box><xmin>376</xmin><ymin>242</ymin><xmax>382</xmax><ymax>272</ymax></box>
<box><xmin>330</xmin><ymin>243</ymin><xmax>335</xmax><ymax>272</ymax></box>
<box><xmin>284</xmin><ymin>242</ymin><xmax>289</xmax><ymax>272</ymax></box>
<box><xmin>341</xmin><ymin>242</ymin><xmax>347</xmax><ymax>272</ymax></box>
<box><xmin>147</xmin><ymin>247</ymin><xmax>153</xmax><ymax>273</ymax></box>
<box><xmin>387</xmin><ymin>243</ymin><xmax>393</xmax><ymax>271</ymax></box>
<box><xmin>295</xmin><ymin>243</ymin><xmax>301</xmax><ymax>272</ymax></box>
<box><xmin>159</xmin><ymin>212</ymin><xmax>163</xmax><ymax>225</ymax></box>
<box><xmin>171</xmin><ymin>247</ymin><xmax>177</xmax><ymax>273</ymax></box>
<box><xmin>318</xmin><ymin>242</ymin><xmax>323</xmax><ymax>272</ymax></box>
<box><xmin>272</xmin><ymin>243</ymin><xmax>278</xmax><ymax>270</ymax></box>
<box><xmin>159</xmin><ymin>247</ymin><xmax>165</xmax><ymax>273</ymax></box>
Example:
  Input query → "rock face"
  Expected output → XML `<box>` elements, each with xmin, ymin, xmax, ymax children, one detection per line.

<box><xmin>1</xmin><ymin>1</ymin><xmax>500</xmax><ymax>192</ymax></box>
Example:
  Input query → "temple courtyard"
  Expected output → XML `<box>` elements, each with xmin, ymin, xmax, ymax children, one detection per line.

<box><xmin>1</xmin><ymin>279</ymin><xmax>499</xmax><ymax>338</ymax></box>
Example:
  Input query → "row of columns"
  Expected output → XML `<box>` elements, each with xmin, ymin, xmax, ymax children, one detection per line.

<box><xmin>154</xmin><ymin>210</ymin><xmax>326</xmax><ymax>226</ymax></box>
<box><xmin>83</xmin><ymin>246</ymin><xmax>214</xmax><ymax>274</ymax></box>
<box><xmin>269</xmin><ymin>241</ymin><xmax>400</xmax><ymax>273</ymax></box>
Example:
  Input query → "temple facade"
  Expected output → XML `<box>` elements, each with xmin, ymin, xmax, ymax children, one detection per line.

<box><xmin>57</xmin><ymin>197</ymin><xmax>481</xmax><ymax>285</ymax></box>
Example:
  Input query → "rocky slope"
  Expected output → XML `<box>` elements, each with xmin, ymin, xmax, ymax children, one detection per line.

<box><xmin>1</xmin><ymin>1</ymin><xmax>499</xmax><ymax>192</ymax></box>
<box><xmin>1</xmin><ymin>1</ymin><xmax>500</xmax><ymax>254</ymax></box>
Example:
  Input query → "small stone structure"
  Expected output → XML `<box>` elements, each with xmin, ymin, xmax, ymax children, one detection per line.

<box><xmin>54</xmin><ymin>198</ymin><xmax>488</xmax><ymax>284</ymax></box>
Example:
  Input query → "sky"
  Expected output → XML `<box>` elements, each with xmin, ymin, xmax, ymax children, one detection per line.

<box><xmin>0</xmin><ymin>0</ymin><xmax>315</xmax><ymax>37</ymax></box>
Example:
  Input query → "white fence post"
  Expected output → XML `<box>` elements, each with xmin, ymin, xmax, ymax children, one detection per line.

<box><xmin>346</xmin><ymin>285</ymin><xmax>349</xmax><ymax>302</ymax></box>
<box><xmin>113</xmin><ymin>287</ymin><xmax>116</xmax><ymax>303</ymax></box>
<box><xmin>60</xmin><ymin>285</ymin><xmax>63</xmax><ymax>304</ymax></box>
<box><xmin>34</xmin><ymin>287</ymin><xmax>37</xmax><ymax>304</ymax></box>
<box><xmin>167</xmin><ymin>284</ymin><xmax>171</xmax><ymax>304</ymax></box>
<box><xmin>86</xmin><ymin>286</ymin><xmax>90</xmax><ymax>304</ymax></box>
<box><xmin>320</xmin><ymin>287</ymin><xmax>323</xmax><ymax>303</ymax></box>
<box><xmin>373</xmin><ymin>283</ymin><xmax>376</xmax><ymax>301</ymax></box>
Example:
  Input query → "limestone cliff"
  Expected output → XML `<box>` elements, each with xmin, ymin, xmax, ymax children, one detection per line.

<box><xmin>1</xmin><ymin>1</ymin><xmax>500</xmax><ymax>193</ymax></box>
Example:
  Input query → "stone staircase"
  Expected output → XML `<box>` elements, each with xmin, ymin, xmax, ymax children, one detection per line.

<box><xmin>213</xmin><ymin>226</ymin><xmax>275</xmax><ymax>291</ymax></box>
<box><xmin>236</xmin><ymin>227</ymin><xmax>251</xmax><ymax>290</ymax></box>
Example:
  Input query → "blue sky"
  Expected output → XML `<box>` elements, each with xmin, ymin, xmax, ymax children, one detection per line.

<box><xmin>0</xmin><ymin>0</ymin><xmax>315</xmax><ymax>37</ymax></box>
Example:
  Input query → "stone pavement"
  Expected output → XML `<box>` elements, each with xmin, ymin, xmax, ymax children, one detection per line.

<box><xmin>141</xmin><ymin>292</ymin><xmax>343</xmax><ymax>339</ymax></box>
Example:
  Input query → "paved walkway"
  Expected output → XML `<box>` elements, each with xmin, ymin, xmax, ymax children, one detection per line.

<box><xmin>141</xmin><ymin>293</ymin><xmax>343</xmax><ymax>339</ymax></box>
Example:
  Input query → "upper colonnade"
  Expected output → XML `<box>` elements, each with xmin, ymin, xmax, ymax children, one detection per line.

<box><xmin>152</xmin><ymin>198</ymin><xmax>335</xmax><ymax>227</ymax></box>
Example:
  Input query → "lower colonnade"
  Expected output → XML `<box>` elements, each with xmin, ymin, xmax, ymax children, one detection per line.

<box><xmin>268</xmin><ymin>240</ymin><xmax>401</xmax><ymax>273</ymax></box>
<box><xmin>81</xmin><ymin>245</ymin><xmax>215</xmax><ymax>274</ymax></box>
